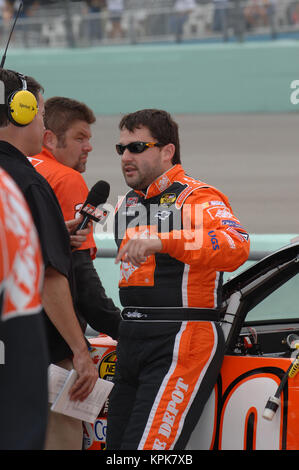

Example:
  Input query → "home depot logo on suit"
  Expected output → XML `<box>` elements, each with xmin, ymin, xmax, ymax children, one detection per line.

<box><xmin>0</xmin><ymin>169</ymin><xmax>43</xmax><ymax>323</ymax></box>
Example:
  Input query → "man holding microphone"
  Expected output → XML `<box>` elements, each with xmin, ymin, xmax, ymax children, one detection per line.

<box><xmin>0</xmin><ymin>68</ymin><xmax>98</xmax><ymax>449</ymax></box>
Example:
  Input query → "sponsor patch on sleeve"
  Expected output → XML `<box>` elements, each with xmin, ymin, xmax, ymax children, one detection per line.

<box><xmin>221</xmin><ymin>219</ymin><xmax>244</xmax><ymax>229</ymax></box>
<box><xmin>202</xmin><ymin>200</ymin><xmax>226</xmax><ymax>209</ymax></box>
<box><xmin>235</xmin><ymin>230</ymin><xmax>250</xmax><ymax>241</ymax></box>
<box><xmin>226</xmin><ymin>226</ymin><xmax>250</xmax><ymax>242</ymax></box>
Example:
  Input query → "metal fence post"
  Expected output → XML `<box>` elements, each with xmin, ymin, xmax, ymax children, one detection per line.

<box><xmin>64</xmin><ymin>0</ymin><xmax>76</xmax><ymax>48</ymax></box>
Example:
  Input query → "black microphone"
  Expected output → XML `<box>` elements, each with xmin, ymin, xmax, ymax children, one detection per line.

<box><xmin>76</xmin><ymin>180</ymin><xmax>110</xmax><ymax>231</ymax></box>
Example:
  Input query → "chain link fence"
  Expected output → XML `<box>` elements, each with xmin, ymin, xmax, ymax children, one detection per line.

<box><xmin>0</xmin><ymin>0</ymin><xmax>298</xmax><ymax>48</ymax></box>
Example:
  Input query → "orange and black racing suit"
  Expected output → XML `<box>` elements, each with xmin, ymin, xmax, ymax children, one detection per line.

<box><xmin>106</xmin><ymin>164</ymin><xmax>250</xmax><ymax>450</ymax></box>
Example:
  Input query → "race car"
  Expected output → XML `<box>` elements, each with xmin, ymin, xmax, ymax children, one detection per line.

<box><xmin>85</xmin><ymin>238</ymin><xmax>299</xmax><ymax>450</ymax></box>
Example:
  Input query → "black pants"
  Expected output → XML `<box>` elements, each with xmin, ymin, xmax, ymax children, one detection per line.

<box><xmin>0</xmin><ymin>315</ymin><xmax>48</xmax><ymax>450</ymax></box>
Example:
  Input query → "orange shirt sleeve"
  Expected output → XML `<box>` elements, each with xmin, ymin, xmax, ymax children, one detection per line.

<box><xmin>53</xmin><ymin>172</ymin><xmax>97</xmax><ymax>256</ymax></box>
<box><xmin>159</xmin><ymin>187</ymin><xmax>250</xmax><ymax>272</ymax></box>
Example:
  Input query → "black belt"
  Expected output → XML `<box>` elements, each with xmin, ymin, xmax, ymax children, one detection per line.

<box><xmin>121</xmin><ymin>307</ymin><xmax>220</xmax><ymax>322</ymax></box>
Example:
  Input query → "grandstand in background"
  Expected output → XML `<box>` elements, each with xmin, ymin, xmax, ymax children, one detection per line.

<box><xmin>0</xmin><ymin>0</ymin><xmax>298</xmax><ymax>48</ymax></box>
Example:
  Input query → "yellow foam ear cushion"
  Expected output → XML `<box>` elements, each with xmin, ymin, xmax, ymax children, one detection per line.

<box><xmin>9</xmin><ymin>90</ymin><xmax>38</xmax><ymax>126</ymax></box>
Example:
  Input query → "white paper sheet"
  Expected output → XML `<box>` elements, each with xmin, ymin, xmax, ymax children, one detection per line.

<box><xmin>48</xmin><ymin>364</ymin><xmax>114</xmax><ymax>423</ymax></box>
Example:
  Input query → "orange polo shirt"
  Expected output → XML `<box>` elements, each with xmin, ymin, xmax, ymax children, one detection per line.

<box><xmin>30</xmin><ymin>147</ymin><xmax>97</xmax><ymax>258</ymax></box>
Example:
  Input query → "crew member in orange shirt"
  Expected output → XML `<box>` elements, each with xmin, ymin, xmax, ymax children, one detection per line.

<box><xmin>32</xmin><ymin>97</ymin><xmax>120</xmax><ymax>450</ymax></box>
<box><xmin>29</xmin><ymin>101</ymin><xmax>97</xmax><ymax>259</ymax></box>
<box><xmin>32</xmin><ymin>97</ymin><xmax>120</xmax><ymax>342</ymax></box>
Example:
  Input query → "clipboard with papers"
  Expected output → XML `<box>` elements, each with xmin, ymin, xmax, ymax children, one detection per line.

<box><xmin>48</xmin><ymin>364</ymin><xmax>114</xmax><ymax>423</ymax></box>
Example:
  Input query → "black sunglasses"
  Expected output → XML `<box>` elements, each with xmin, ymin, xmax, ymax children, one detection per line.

<box><xmin>115</xmin><ymin>141</ymin><xmax>164</xmax><ymax>156</ymax></box>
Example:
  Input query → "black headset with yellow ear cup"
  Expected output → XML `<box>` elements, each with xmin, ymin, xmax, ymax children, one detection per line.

<box><xmin>7</xmin><ymin>73</ymin><xmax>38</xmax><ymax>127</ymax></box>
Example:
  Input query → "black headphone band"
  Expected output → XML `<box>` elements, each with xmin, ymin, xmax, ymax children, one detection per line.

<box><xmin>16</xmin><ymin>73</ymin><xmax>27</xmax><ymax>91</ymax></box>
<box><xmin>6</xmin><ymin>70</ymin><xmax>27</xmax><ymax>94</ymax></box>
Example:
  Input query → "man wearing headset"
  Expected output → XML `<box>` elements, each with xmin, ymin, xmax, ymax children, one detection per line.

<box><xmin>0</xmin><ymin>69</ymin><xmax>98</xmax><ymax>450</ymax></box>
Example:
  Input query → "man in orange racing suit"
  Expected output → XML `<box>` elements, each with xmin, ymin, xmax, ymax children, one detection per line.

<box><xmin>106</xmin><ymin>109</ymin><xmax>250</xmax><ymax>450</ymax></box>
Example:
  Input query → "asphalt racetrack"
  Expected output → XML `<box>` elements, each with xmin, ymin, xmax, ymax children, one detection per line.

<box><xmin>84</xmin><ymin>112</ymin><xmax>299</xmax><ymax>235</ymax></box>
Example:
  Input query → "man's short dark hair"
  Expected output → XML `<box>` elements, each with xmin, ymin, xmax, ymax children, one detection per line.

<box><xmin>0</xmin><ymin>68</ymin><xmax>44</xmax><ymax>128</ymax></box>
<box><xmin>44</xmin><ymin>97</ymin><xmax>96</xmax><ymax>146</ymax></box>
<box><xmin>119</xmin><ymin>109</ymin><xmax>181</xmax><ymax>165</ymax></box>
